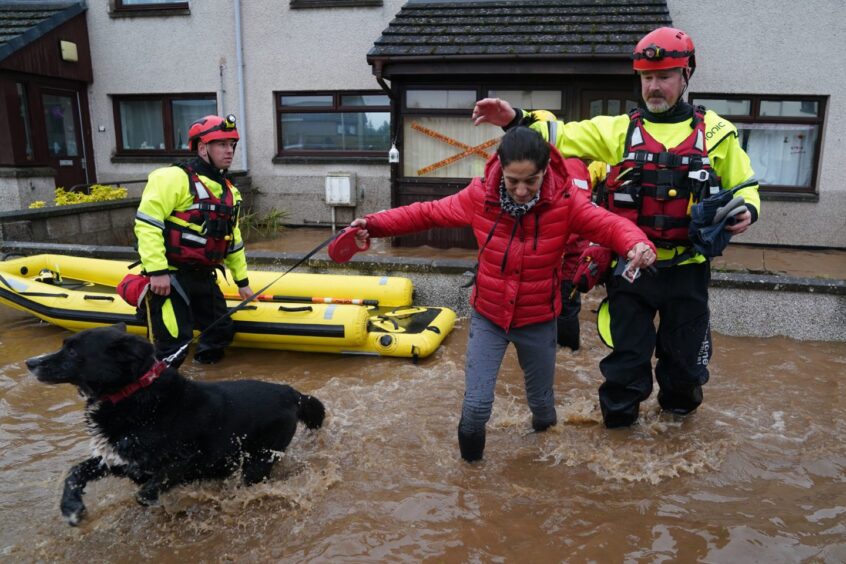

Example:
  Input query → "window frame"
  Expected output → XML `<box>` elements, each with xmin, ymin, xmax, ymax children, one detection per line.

<box><xmin>274</xmin><ymin>90</ymin><xmax>391</xmax><ymax>160</ymax></box>
<box><xmin>290</xmin><ymin>0</ymin><xmax>382</xmax><ymax>9</ymax></box>
<box><xmin>112</xmin><ymin>93</ymin><xmax>216</xmax><ymax>157</ymax></box>
<box><xmin>112</xmin><ymin>0</ymin><xmax>190</xmax><ymax>14</ymax></box>
<box><xmin>689</xmin><ymin>92</ymin><xmax>826</xmax><ymax>196</ymax></box>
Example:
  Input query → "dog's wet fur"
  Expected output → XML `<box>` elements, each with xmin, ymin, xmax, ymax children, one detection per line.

<box><xmin>25</xmin><ymin>324</ymin><xmax>325</xmax><ymax>526</ymax></box>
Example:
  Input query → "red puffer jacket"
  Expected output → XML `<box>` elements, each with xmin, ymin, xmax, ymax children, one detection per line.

<box><xmin>365</xmin><ymin>148</ymin><xmax>651</xmax><ymax>330</ymax></box>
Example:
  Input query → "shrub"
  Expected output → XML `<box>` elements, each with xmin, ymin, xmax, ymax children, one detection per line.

<box><xmin>29</xmin><ymin>185</ymin><xmax>129</xmax><ymax>208</ymax></box>
<box><xmin>239</xmin><ymin>207</ymin><xmax>289</xmax><ymax>241</ymax></box>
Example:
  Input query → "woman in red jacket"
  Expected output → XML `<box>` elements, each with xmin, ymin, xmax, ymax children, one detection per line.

<box><xmin>349</xmin><ymin>127</ymin><xmax>655</xmax><ymax>462</ymax></box>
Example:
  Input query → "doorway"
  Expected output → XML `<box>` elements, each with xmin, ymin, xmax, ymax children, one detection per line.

<box><xmin>40</xmin><ymin>88</ymin><xmax>89</xmax><ymax>190</ymax></box>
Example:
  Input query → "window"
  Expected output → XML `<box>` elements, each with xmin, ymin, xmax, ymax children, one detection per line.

<box><xmin>113</xmin><ymin>94</ymin><xmax>216</xmax><ymax>155</ymax></box>
<box><xmin>487</xmin><ymin>90</ymin><xmax>563</xmax><ymax>112</ymax></box>
<box><xmin>406</xmin><ymin>90</ymin><xmax>477</xmax><ymax>110</ymax></box>
<box><xmin>113</xmin><ymin>0</ymin><xmax>189</xmax><ymax>10</ymax></box>
<box><xmin>690</xmin><ymin>94</ymin><xmax>826</xmax><ymax>194</ymax></box>
<box><xmin>43</xmin><ymin>94</ymin><xmax>79</xmax><ymax>157</ymax></box>
<box><xmin>400</xmin><ymin>87</ymin><xmax>568</xmax><ymax>179</ymax></box>
<box><xmin>290</xmin><ymin>0</ymin><xmax>382</xmax><ymax>8</ymax></box>
<box><xmin>275</xmin><ymin>91</ymin><xmax>390</xmax><ymax>157</ymax></box>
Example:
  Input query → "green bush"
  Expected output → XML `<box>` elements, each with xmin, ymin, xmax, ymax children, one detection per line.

<box><xmin>29</xmin><ymin>185</ymin><xmax>128</xmax><ymax>208</ymax></box>
<box><xmin>239</xmin><ymin>207</ymin><xmax>289</xmax><ymax>241</ymax></box>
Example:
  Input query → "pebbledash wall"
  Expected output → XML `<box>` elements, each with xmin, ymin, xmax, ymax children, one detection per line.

<box><xmin>77</xmin><ymin>0</ymin><xmax>845</xmax><ymax>249</ymax></box>
<box><xmin>84</xmin><ymin>2</ymin><xmax>397</xmax><ymax>225</ymax></box>
<box><xmin>668</xmin><ymin>0</ymin><xmax>846</xmax><ymax>249</ymax></box>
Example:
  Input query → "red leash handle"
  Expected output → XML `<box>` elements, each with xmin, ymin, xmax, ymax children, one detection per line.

<box><xmin>327</xmin><ymin>227</ymin><xmax>370</xmax><ymax>263</ymax></box>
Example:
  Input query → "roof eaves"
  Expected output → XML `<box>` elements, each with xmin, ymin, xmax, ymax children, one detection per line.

<box><xmin>0</xmin><ymin>2</ymin><xmax>86</xmax><ymax>63</ymax></box>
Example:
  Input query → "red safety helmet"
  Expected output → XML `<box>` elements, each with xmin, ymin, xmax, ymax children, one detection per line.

<box><xmin>632</xmin><ymin>27</ymin><xmax>696</xmax><ymax>78</ymax></box>
<box><xmin>188</xmin><ymin>114</ymin><xmax>239</xmax><ymax>150</ymax></box>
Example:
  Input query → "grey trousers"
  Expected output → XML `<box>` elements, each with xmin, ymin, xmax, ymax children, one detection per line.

<box><xmin>459</xmin><ymin>309</ymin><xmax>558</xmax><ymax>433</ymax></box>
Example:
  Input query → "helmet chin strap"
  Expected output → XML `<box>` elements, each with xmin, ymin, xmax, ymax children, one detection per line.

<box><xmin>199</xmin><ymin>143</ymin><xmax>224</xmax><ymax>172</ymax></box>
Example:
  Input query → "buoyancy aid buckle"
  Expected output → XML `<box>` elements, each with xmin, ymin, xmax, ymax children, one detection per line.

<box><xmin>689</xmin><ymin>169</ymin><xmax>709</xmax><ymax>183</ymax></box>
<box><xmin>655</xmin><ymin>152</ymin><xmax>683</xmax><ymax>168</ymax></box>
<box><xmin>196</xmin><ymin>201</ymin><xmax>234</xmax><ymax>215</ymax></box>
<box><xmin>630</xmin><ymin>150</ymin><xmax>652</xmax><ymax>164</ymax></box>
<box><xmin>201</xmin><ymin>217</ymin><xmax>230</xmax><ymax>238</ymax></box>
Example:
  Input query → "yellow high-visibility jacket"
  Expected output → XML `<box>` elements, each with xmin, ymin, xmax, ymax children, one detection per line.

<box><xmin>134</xmin><ymin>162</ymin><xmax>249</xmax><ymax>285</ymax></box>
<box><xmin>522</xmin><ymin>107</ymin><xmax>760</xmax><ymax>264</ymax></box>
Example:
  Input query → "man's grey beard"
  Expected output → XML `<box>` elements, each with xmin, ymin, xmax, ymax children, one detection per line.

<box><xmin>645</xmin><ymin>99</ymin><xmax>671</xmax><ymax>113</ymax></box>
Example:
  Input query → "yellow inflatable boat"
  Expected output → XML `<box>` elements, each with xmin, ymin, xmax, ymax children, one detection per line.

<box><xmin>0</xmin><ymin>254</ymin><xmax>456</xmax><ymax>359</ymax></box>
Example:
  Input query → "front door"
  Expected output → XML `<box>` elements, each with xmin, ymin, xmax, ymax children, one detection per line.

<box><xmin>40</xmin><ymin>88</ymin><xmax>88</xmax><ymax>190</ymax></box>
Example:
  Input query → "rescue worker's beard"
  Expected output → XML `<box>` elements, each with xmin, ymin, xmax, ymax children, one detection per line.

<box><xmin>645</xmin><ymin>97</ymin><xmax>671</xmax><ymax>113</ymax></box>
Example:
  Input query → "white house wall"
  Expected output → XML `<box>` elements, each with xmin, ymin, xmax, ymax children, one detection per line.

<box><xmin>239</xmin><ymin>1</ymin><xmax>403</xmax><ymax>225</ymax></box>
<box><xmin>670</xmin><ymin>0</ymin><xmax>846</xmax><ymax>248</ymax></box>
<box><xmin>87</xmin><ymin>3</ymin><xmax>240</xmax><ymax>185</ymax></box>
<box><xmin>84</xmin><ymin>0</ymin><xmax>845</xmax><ymax>248</ymax></box>
<box><xmin>86</xmin><ymin>1</ymin><xmax>402</xmax><ymax>225</ymax></box>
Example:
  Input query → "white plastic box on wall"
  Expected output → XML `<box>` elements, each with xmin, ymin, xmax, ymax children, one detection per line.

<box><xmin>325</xmin><ymin>172</ymin><xmax>357</xmax><ymax>206</ymax></box>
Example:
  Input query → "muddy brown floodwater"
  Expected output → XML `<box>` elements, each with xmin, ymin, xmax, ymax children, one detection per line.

<box><xmin>1</xmin><ymin>293</ymin><xmax>845</xmax><ymax>562</ymax></box>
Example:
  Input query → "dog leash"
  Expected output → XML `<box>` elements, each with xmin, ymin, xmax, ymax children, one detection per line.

<box><xmin>160</xmin><ymin>229</ymin><xmax>345</xmax><ymax>366</ymax></box>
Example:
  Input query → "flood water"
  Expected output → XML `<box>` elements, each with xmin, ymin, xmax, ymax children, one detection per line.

<box><xmin>2</xmin><ymin>293</ymin><xmax>845</xmax><ymax>563</ymax></box>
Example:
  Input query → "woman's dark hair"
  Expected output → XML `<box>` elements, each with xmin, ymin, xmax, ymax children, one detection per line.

<box><xmin>497</xmin><ymin>126</ymin><xmax>550</xmax><ymax>170</ymax></box>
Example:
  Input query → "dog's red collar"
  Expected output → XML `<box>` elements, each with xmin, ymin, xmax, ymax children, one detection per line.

<box><xmin>100</xmin><ymin>360</ymin><xmax>168</xmax><ymax>404</ymax></box>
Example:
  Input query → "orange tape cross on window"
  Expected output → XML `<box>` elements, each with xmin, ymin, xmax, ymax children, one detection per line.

<box><xmin>410</xmin><ymin>121</ymin><xmax>501</xmax><ymax>176</ymax></box>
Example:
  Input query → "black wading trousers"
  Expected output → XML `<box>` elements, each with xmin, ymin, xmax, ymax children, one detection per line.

<box><xmin>599</xmin><ymin>261</ymin><xmax>712</xmax><ymax>428</ymax></box>
<box><xmin>147</xmin><ymin>267</ymin><xmax>234</xmax><ymax>367</ymax></box>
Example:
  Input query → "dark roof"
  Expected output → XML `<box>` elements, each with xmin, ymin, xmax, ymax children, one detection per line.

<box><xmin>0</xmin><ymin>2</ymin><xmax>85</xmax><ymax>62</ymax></box>
<box><xmin>368</xmin><ymin>0</ymin><xmax>671</xmax><ymax>61</ymax></box>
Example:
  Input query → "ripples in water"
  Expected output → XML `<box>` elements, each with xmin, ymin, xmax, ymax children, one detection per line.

<box><xmin>1</xmin><ymin>306</ymin><xmax>845</xmax><ymax>561</ymax></box>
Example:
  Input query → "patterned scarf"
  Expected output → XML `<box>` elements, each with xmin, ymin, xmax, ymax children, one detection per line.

<box><xmin>499</xmin><ymin>177</ymin><xmax>541</xmax><ymax>217</ymax></box>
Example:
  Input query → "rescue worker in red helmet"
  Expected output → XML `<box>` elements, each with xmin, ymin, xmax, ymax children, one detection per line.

<box><xmin>134</xmin><ymin>114</ymin><xmax>254</xmax><ymax>367</ymax></box>
<box><xmin>472</xmin><ymin>27</ymin><xmax>761</xmax><ymax>428</ymax></box>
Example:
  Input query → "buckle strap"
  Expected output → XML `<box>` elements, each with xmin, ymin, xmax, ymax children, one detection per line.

<box><xmin>638</xmin><ymin>215</ymin><xmax>690</xmax><ymax>230</ymax></box>
<box><xmin>625</xmin><ymin>151</ymin><xmax>710</xmax><ymax>167</ymax></box>
<box><xmin>186</xmin><ymin>202</ymin><xmax>234</xmax><ymax>214</ymax></box>
<box><xmin>640</xmin><ymin>184</ymin><xmax>692</xmax><ymax>200</ymax></box>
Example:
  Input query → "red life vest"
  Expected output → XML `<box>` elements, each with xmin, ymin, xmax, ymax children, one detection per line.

<box><xmin>601</xmin><ymin>107</ymin><xmax>722</xmax><ymax>244</ymax></box>
<box><xmin>164</xmin><ymin>164</ymin><xmax>237</xmax><ymax>267</ymax></box>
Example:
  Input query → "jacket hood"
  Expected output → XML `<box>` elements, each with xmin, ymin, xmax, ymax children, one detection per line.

<box><xmin>482</xmin><ymin>144</ymin><xmax>569</xmax><ymax>207</ymax></box>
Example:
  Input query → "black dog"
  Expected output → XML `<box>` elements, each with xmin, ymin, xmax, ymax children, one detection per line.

<box><xmin>25</xmin><ymin>324</ymin><xmax>325</xmax><ymax>526</ymax></box>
